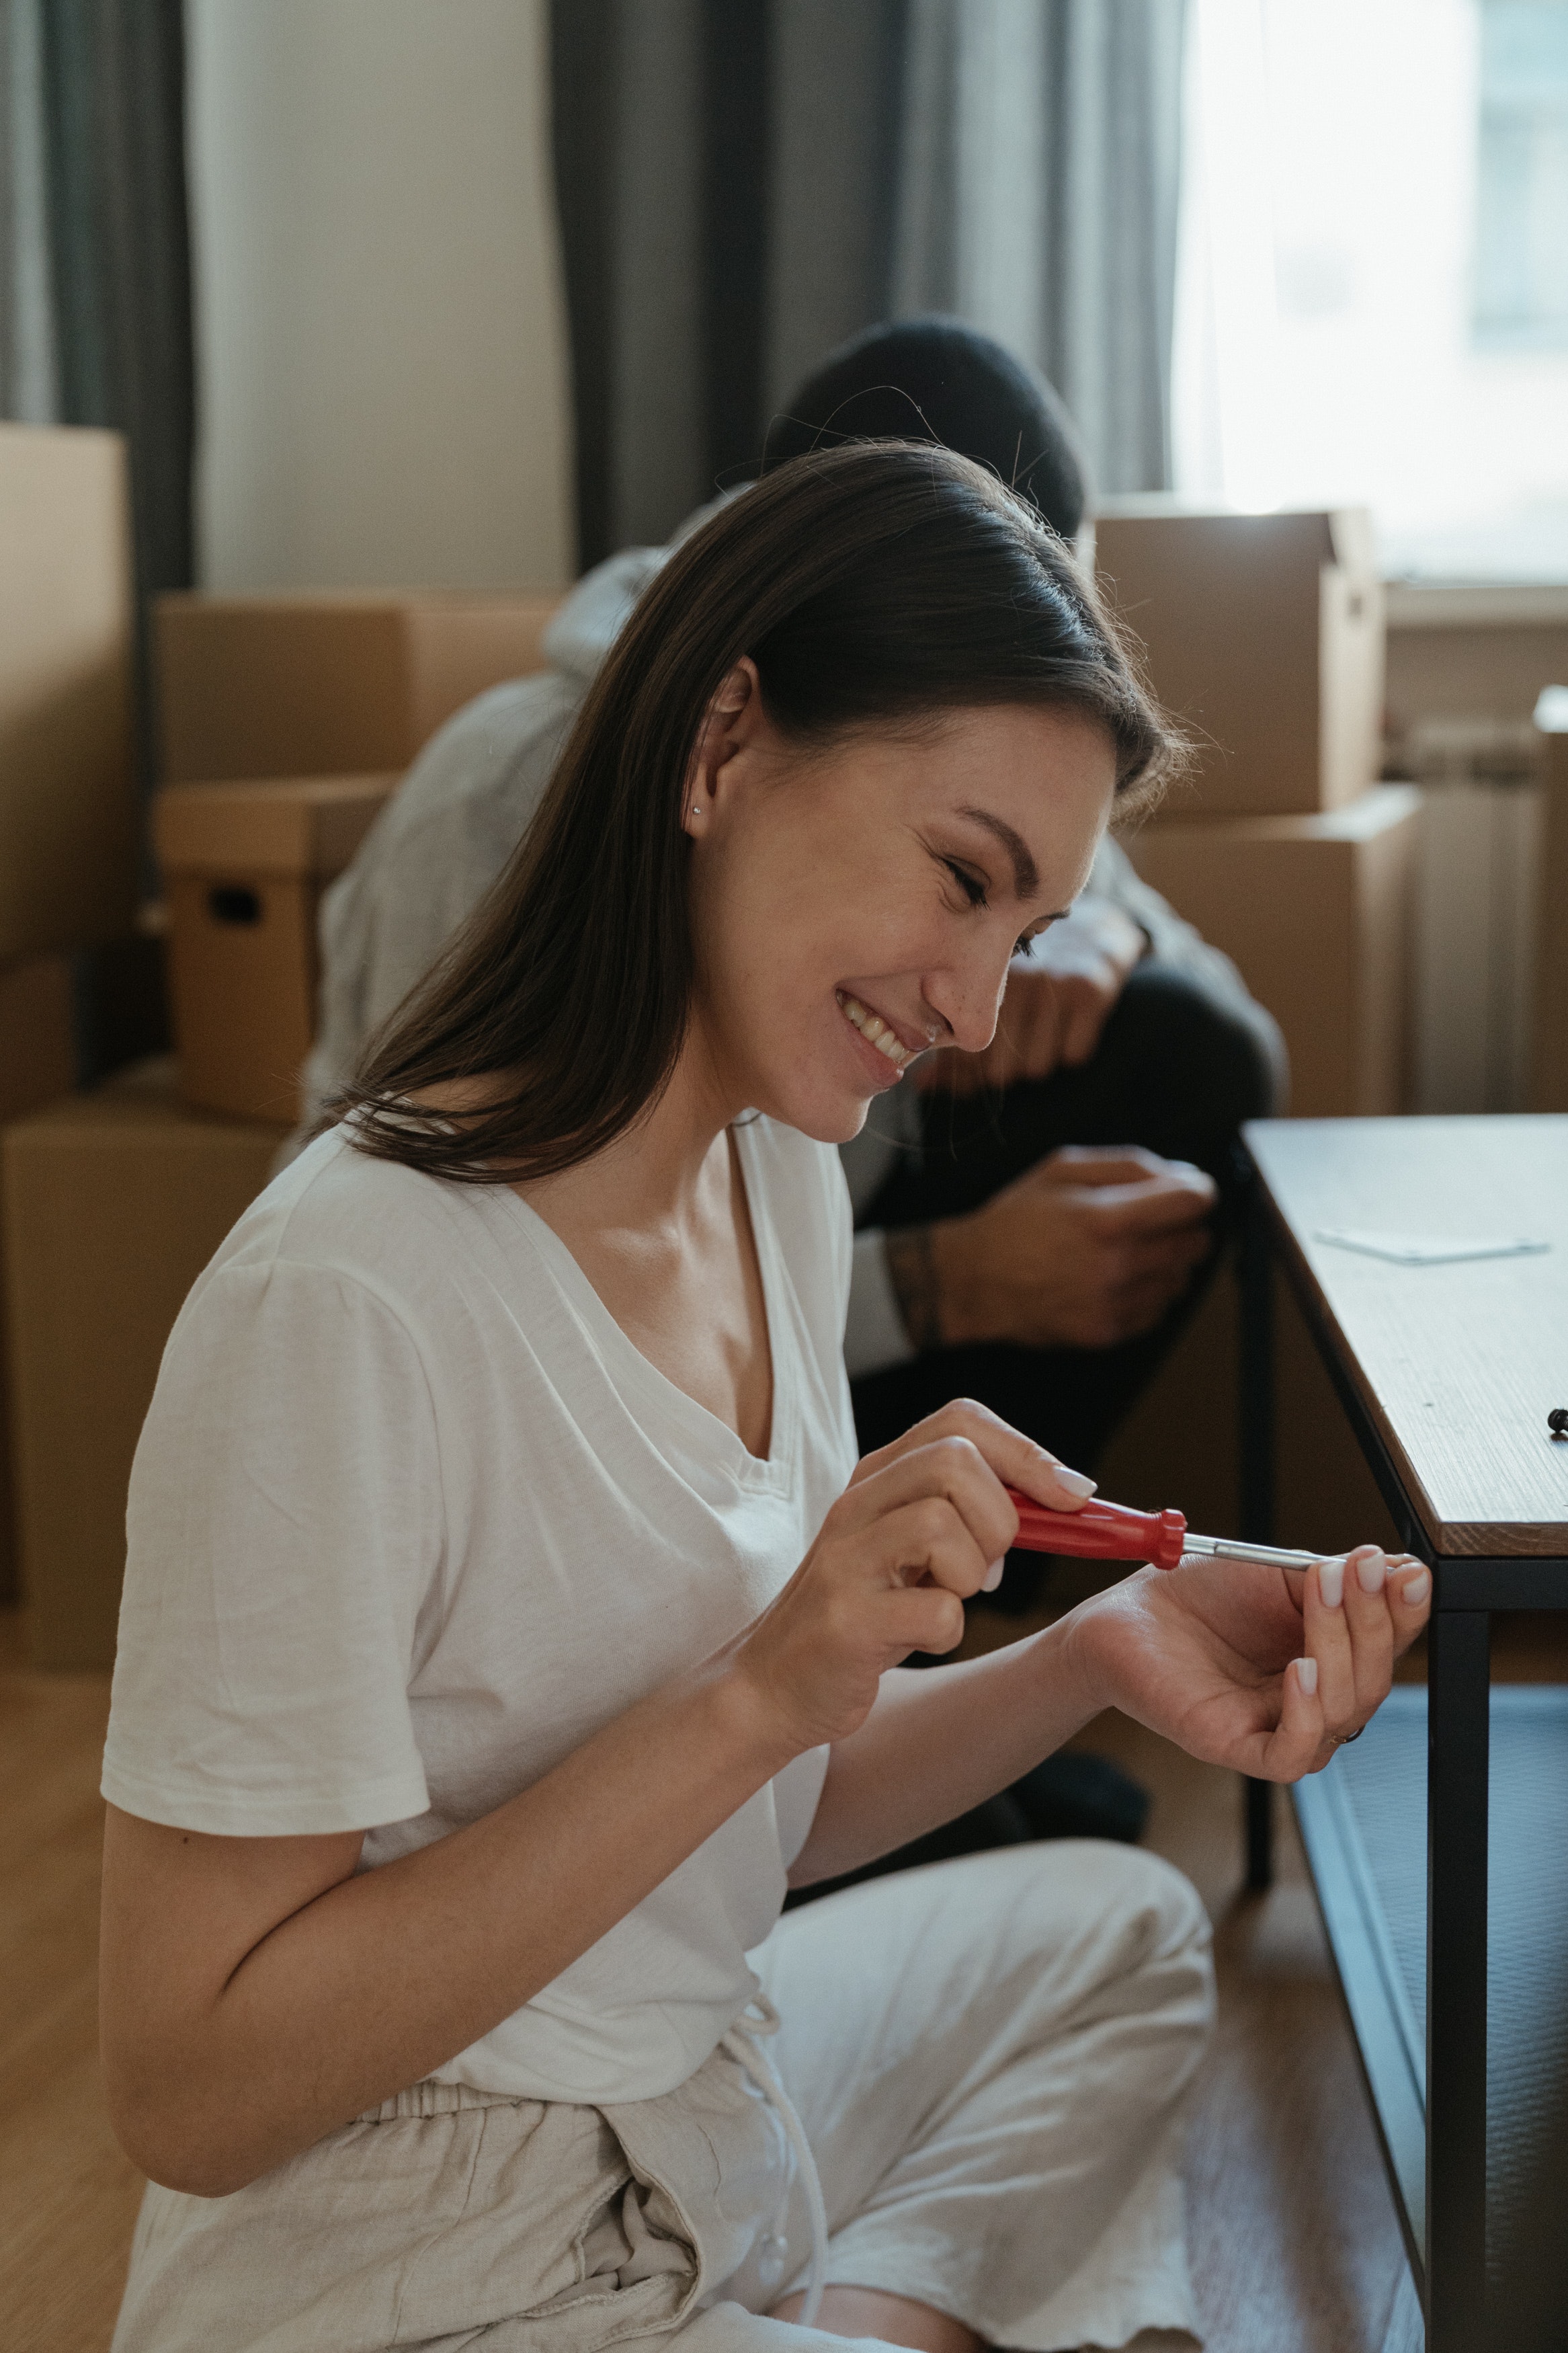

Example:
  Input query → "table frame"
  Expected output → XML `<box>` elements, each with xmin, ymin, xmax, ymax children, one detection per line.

<box><xmin>1238</xmin><ymin>1169</ymin><xmax>1568</xmax><ymax>2353</ymax></box>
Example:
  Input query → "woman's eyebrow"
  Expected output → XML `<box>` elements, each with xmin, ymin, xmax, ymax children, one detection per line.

<box><xmin>955</xmin><ymin>807</ymin><xmax>1040</xmax><ymax>899</ymax></box>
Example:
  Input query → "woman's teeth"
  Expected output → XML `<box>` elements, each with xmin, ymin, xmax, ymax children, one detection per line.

<box><xmin>837</xmin><ymin>990</ymin><xmax>914</xmax><ymax>1068</ymax></box>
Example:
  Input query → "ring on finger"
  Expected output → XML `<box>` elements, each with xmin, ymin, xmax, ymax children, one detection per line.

<box><xmin>1333</xmin><ymin>1726</ymin><xmax>1365</xmax><ymax>1745</ymax></box>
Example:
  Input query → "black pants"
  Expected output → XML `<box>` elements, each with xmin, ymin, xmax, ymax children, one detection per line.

<box><xmin>850</xmin><ymin>962</ymin><xmax>1276</xmax><ymax>1478</ymax></box>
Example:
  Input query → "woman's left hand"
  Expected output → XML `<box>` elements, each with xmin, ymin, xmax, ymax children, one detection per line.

<box><xmin>1065</xmin><ymin>1546</ymin><xmax>1432</xmax><ymax>1781</ymax></box>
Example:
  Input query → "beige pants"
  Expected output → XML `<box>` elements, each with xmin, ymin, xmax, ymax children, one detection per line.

<box><xmin>112</xmin><ymin>1845</ymin><xmax>1214</xmax><ymax>2353</ymax></box>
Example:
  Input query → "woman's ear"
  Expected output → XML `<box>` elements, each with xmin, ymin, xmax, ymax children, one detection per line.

<box><xmin>682</xmin><ymin>659</ymin><xmax>762</xmax><ymax>839</ymax></box>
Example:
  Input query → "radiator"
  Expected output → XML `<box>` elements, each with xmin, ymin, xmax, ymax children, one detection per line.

<box><xmin>1399</xmin><ymin>720</ymin><xmax>1544</xmax><ymax>1114</ymax></box>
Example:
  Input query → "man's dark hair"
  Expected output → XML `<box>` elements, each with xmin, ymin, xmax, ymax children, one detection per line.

<box><xmin>764</xmin><ymin>318</ymin><xmax>1090</xmax><ymax>541</ymax></box>
<box><xmin>336</xmin><ymin>443</ymin><xmax>1177</xmax><ymax>1185</ymax></box>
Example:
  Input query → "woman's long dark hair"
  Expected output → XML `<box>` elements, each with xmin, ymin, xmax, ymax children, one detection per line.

<box><xmin>333</xmin><ymin>442</ymin><xmax>1184</xmax><ymax>1183</ymax></box>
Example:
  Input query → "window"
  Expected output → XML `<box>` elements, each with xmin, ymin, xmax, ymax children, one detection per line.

<box><xmin>1173</xmin><ymin>0</ymin><xmax>1568</xmax><ymax>578</ymax></box>
<box><xmin>1474</xmin><ymin>0</ymin><xmax>1568</xmax><ymax>349</ymax></box>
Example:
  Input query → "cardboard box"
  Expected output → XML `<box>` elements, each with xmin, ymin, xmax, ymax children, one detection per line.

<box><xmin>3</xmin><ymin>1063</ymin><xmax>286</xmax><ymax>1669</ymax></box>
<box><xmin>0</xmin><ymin>955</ymin><xmax>77</xmax><ymax>1125</ymax></box>
<box><xmin>0</xmin><ymin>423</ymin><xmax>138</xmax><ymax>953</ymax></box>
<box><xmin>1530</xmin><ymin>718</ymin><xmax>1568</xmax><ymax>1112</ymax></box>
<box><xmin>0</xmin><ymin>957</ymin><xmax>79</xmax><ymax>1604</ymax></box>
<box><xmin>1094</xmin><ymin>504</ymin><xmax>1385</xmax><ymax>820</ymax></box>
<box><xmin>1126</xmin><ymin>785</ymin><xmax>1421</xmax><ymax>1117</ymax></box>
<box><xmin>155</xmin><ymin>774</ymin><xmax>397</xmax><ymax>1123</ymax></box>
<box><xmin>155</xmin><ymin>592</ymin><xmax>561</xmax><ymax>785</ymax></box>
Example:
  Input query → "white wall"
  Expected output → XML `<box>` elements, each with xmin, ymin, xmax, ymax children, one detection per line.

<box><xmin>187</xmin><ymin>0</ymin><xmax>574</xmax><ymax>592</ymax></box>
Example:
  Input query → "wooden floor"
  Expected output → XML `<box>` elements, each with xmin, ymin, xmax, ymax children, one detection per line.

<box><xmin>8</xmin><ymin>1601</ymin><xmax>1565</xmax><ymax>2353</ymax></box>
<box><xmin>1</xmin><ymin>1612</ymin><xmax>145</xmax><ymax>2353</ymax></box>
<box><xmin>1077</xmin><ymin>1706</ymin><xmax>1411</xmax><ymax>2352</ymax></box>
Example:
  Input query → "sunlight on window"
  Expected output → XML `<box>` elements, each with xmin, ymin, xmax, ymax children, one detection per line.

<box><xmin>1173</xmin><ymin>0</ymin><xmax>1568</xmax><ymax>578</ymax></box>
<box><xmin>1475</xmin><ymin>0</ymin><xmax>1568</xmax><ymax>349</ymax></box>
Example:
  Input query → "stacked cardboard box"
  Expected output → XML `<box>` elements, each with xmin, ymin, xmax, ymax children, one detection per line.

<box><xmin>0</xmin><ymin>592</ymin><xmax>561</xmax><ymax>1659</ymax></box>
<box><xmin>151</xmin><ymin>588</ymin><xmax>561</xmax><ymax>1123</ymax></box>
<box><xmin>0</xmin><ymin>959</ymin><xmax>79</xmax><ymax>1604</ymax></box>
<box><xmin>1</xmin><ymin>459</ymin><xmax>567</xmax><ymax>1657</ymax></box>
<box><xmin>0</xmin><ymin>426</ymin><xmax>147</xmax><ymax>1619</ymax></box>
<box><xmin>1096</xmin><ymin>503</ymin><xmax>1415</xmax><ymax>1117</ymax></box>
<box><xmin>156</xmin><ymin>774</ymin><xmax>396</xmax><ymax>1123</ymax></box>
<box><xmin>1096</xmin><ymin>505</ymin><xmax>1386</xmax><ymax>821</ymax></box>
<box><xmin>4</xmin><ymin>1064</ymin><xmax>287</xmax><ymax>1668</ymax></box>
<box><xmin>155</xmin><ymin>591</ymin><xmax>560</xmax><ymax>783</ymax></box>
<box><xmin>8</xmin><ymin>763</ymin><xmax>399</xmax><ymax>1658</ymax></box>
<box><xmin>1130</xmin><ymin>787</ymin><xmax>1419</xmax><ymax>1119</ymax></box>
<box><xmin>0</xmin><ymin>424</ymin><xmax>139</xmax><ymax>955</ymax></box>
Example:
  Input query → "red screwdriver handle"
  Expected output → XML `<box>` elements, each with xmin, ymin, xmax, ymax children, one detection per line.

<box><xmin>1004</xmin><ymin>1488</ymin><xmax>1188</xmax><ymax>1572</ymax></box>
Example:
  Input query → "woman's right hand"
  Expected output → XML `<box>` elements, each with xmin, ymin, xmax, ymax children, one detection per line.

<box><xmin>730</xmin><ymin>1399</ymin><xmax>1094</xmax><ymax>1754</ymax></box>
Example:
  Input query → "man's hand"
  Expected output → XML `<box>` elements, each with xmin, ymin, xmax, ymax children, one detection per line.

<box><xmin>907</xmin><ymin>1145</ymin><xmax>1216</xmax><ymax>1352</ymax></box>
<box><xmin>915</xmin><ymin>895</ymin><xmax>1146</xmax><ymax>1099</ymax></box>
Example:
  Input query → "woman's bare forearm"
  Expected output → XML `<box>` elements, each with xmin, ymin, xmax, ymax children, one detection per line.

<box><xmin>101</xmin><ymin>1653</ymin><xmax>796</xmax><ymax>2196</ymax></box>
<box><xmin>788</xmin><ymin>1614</ymin><xmax>1100</xmax><ymax>1886</ymax></box>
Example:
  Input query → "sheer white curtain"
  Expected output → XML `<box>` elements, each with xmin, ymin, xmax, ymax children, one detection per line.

<box><xmin>1169</xmin><ymin>0</ymin><xmax>1280</xmax><ymax>510</ymax></box>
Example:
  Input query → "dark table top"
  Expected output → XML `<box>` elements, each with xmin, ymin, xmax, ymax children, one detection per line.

<box><xmin>1245</xmin><ymin>1116</ymin><xmax>1568</xmax><ymax>1557</ymax></box>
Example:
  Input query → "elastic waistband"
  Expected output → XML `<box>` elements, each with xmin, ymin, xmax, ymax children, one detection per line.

<box><xmin>359</xmin><ymin>2078</ymin><xmax>534</xmax><ymax>2122</ymax></box>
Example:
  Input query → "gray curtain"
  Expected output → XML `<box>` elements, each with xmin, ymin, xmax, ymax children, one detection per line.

<box><xmin>550</xmin><ymin>0</ymin><xmax>1187</xmax><ymax>567</ymax></box>
<box><xmin>1</xmin><ymin>0</ymin><xmax>196</xmax><ymax>625</ymax></box>
<box><xmin>1</xmin><ymin>0</ymin><xmax>192</xmax><ymax>1073</ymax></box>
<box><xmin>893</xmin><ymin>0</ymin><xmax>1186</xmax><ymax>496</ymax></box>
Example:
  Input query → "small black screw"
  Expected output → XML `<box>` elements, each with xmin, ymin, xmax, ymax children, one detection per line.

<box><xmin>1551</xmin><ymin>1409</ymin><xmax>1568</xmax><ymax>1441</ymax></box>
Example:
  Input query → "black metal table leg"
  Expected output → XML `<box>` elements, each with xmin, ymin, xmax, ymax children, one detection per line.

<box><xmin>1426</xmin><ymin>1601</ymin><xmax>1491</xmax><ymax>2350</ymax></box>
<box><xmin>1244</xmin><ymin>1776</ymin><xmax>1274</xmax><ymax>1891</ymax></box>
<box><xmin>1239</xmin><ymin>1176</ymin><xmax>1276</xmax><ymax>1890</ymax></box>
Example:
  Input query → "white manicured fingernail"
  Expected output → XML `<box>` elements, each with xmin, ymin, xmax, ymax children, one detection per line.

<box><xmin>983</xmin><ymin>1557</ymin><xmax>1005</xmax><ymax>1592</ymax></box>
<box><xmin>1055</xmin><ymin>1467</ymin><xmax>1097</xmax><ymax>1497</ymax></box>
<box><xmin>1295</xmin><ymin>1656</ymin><xmax>1318</xmax><ymax>1696</ymax></box>
<box><xmin>1318</xmin><ymin>1557</ymin><xmax>1345</xmax><ymax>1608</ymax></box>
<box><xmin>1356</xmin><ymin>1551</ymin><xmax>1387</xmax><ymax>1594</ymax></box>
<box><xmin>1401</xmin><ymin>1568</ymin><xmax>1431</xmax><ymax>1607</ymax></box>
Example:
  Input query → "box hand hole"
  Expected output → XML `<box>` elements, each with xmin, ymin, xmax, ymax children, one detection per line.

<box><xmin>208</xmin><ymin>884</ymin><xmax>263</xmax><ymax>926</ymax></box>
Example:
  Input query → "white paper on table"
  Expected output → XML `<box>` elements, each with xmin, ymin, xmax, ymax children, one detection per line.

<box><xmin>1313</xmin><ymin>1228</ymin><xmax>1551</xmax><ymax>1266</ymax></box>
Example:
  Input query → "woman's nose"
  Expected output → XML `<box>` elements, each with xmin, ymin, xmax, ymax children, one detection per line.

<box><xmin>923</xmin><ymin>957</ymin><xmax>1009</xmax><ymax>1055</ymax></box>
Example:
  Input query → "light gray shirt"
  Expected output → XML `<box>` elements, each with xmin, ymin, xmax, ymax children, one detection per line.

<box><xmin>303</xmin><ymin>536</ymin><xmax>1283</xmax><ymax>1378</ymax></box>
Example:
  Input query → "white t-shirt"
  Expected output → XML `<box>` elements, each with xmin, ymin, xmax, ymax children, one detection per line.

<box><xmin>101</xmin><ymin>1115</ymin><xmax>856</xmax><ymax>2105</ymax></box>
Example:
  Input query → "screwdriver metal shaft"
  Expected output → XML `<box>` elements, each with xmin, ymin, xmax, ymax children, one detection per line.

<box><xmin>1179</xmin><ymin>1533</ymin><xmax>1328</xmax><ymax>1570</ymax></box>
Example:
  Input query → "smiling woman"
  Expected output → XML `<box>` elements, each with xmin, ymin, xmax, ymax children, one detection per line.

<box><xmin>98</xmin><ymin>441</ymin><xmax>1429</xmax><ymax>2353</ymax></box>
<box><xmin>331</xmin><ymin>440</ymin><xmax>1179</xmax><ymax>1181</ymax></box>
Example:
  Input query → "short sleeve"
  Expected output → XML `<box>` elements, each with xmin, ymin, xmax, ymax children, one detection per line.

<box><xmin>102</xmin><ymin>1258</ymin><xmax>444</xmax><ymax>1837</ymax></box>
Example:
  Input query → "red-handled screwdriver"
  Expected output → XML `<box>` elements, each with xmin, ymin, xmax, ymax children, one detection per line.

<box><xmin>1003</xmin><ymin>1490</ymin><xmax>1326</xmax><ymax>1573</ymax></box>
